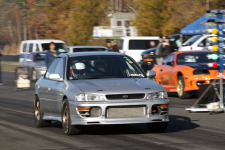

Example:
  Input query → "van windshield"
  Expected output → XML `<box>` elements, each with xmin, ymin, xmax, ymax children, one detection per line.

<box><xmin>129</xmin><ymin>40</ymin><xmax>158</xmax><ymax>50</ymax></box>
<box><xmin>42</xmin><ymin>43</ymin><xmax>68</xmax><ymax>53</ymax></box>
<box><xmin>182</xmin><ymin>35</ymin><xmax>203</xmax><ymax>46</ymax></box>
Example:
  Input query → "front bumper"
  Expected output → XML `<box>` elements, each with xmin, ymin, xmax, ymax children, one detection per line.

<box><xmin>69</xmin><ymin>100</ymin><xmax>169</xmax><ymax>125</ymax></box>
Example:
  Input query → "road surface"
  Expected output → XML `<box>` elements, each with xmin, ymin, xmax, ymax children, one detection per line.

<box><xmin>0</xmin><ymin>71</ymin><xmax>225</xmax><ymax>150</ymax></box>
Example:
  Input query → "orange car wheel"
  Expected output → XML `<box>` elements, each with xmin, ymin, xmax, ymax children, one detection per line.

<box><xmin>177</xmin><ymin>76</ymin><xmax>191</xmax><ymax>99</ymax></box>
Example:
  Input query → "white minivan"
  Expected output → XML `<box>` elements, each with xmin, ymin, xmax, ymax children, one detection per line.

<box><xmin>119</xmin><ymin>36</ymin><xmax>159</xmax><ymax>63</ymax></box>
<box><xmin>20</xmin><ymin>39</ymin><xmax>67</xmax><ymax>62</ymax></box>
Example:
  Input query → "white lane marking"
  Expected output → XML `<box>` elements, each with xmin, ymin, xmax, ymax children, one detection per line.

<box><xmin>0</xmin><ymin>106</ymin><xmax>33</xmax><ymax>116</ymax></box>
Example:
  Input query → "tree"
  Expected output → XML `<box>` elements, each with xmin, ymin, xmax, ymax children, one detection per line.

<box><xmin>135</xmin><ymin>0</ymin><xmax>168</xmax><ymax>36</ymax></box>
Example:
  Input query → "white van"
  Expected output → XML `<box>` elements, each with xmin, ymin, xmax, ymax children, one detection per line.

<box><xmin>179</xmin><ymin>34</ymin><xmax>214</xmax><ymax>51</ymax></box>
<box><xmin>119</xmin><ymin>36</ymin><xmax>159</xmax><ymax>63</ymax></box>
<box><xmin>20</xmin><ymin>39</ymin><xmax>67</xmax><ymax>62</ymax></box>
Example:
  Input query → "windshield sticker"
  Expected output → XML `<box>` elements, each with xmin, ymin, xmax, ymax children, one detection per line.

<box><xmin>130</xmin><ymin>74</ymin><xmax>144</xmax><ymax>77</ymax></box>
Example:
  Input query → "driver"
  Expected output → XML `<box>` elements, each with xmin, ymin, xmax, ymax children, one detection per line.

<box><xmin>70</xmin><ymin>62</ymin><xmax>86</xmax><ymax>79</ymax></box>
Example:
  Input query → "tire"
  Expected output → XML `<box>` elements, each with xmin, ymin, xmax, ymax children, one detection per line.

<box><xmin>148</xmin><ymin>122</ymin><xmax>168</xmax><ymax>133</ymax></box>
<box><xmin>62</xmin><ymin>100</ymin><xmax>81</xmax><ymax>135</ymax></box>
<box><xmin>34</xmin><ymin>96</ymin><xmax>51</xmax><ymax>127</ymax></box>
<box><xmin>177</xmin><ymin>76</ymin><xmax>191</xmax><ymax>99</ymax></box>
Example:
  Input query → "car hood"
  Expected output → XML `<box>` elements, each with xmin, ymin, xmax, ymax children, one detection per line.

<box><xmin>71</xmin><ymin>78</ymin><xmax>164</xmax><ymax>94</ymax></box>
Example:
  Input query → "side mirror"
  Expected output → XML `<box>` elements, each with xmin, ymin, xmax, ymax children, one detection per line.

<box><xmin>49</xmin><ymin>74</ymin><xmax>63</xmax><ymax>82</ymax></box>
<box><xmin>146</xmin><ymin>70</ymin><xmax>156</xmax><ymax>79</ymax></box>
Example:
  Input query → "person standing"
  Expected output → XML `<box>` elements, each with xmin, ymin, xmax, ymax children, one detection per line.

<box><xmin>155</xmin><ymin>36</ymin><xmax>164</xmax><ymax>64</ymax></box>
<box><xmin>162</xmin><ymin>36</ymin><xmax>175</xmax><ymax>58</ymax></box>
<box><xmin>106</xmin><ymin>41</ymin><xmax>114</xmax><ymax>52</ymax></box>
<box><xmin>45</xmin><ymin>42</ymin><xmax>60</xmax><ymax>68</ymax></box>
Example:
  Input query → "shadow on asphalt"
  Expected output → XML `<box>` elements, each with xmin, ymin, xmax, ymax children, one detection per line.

<box><xmin>49</xmin><ymin>115</ymin><xmax>199</xmax><ymax>135</ymax></box>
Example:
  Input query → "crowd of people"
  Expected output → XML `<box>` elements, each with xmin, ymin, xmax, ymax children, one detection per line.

<box><xmin>155</xmin><ymin>36</ymin><xmax>177</xmax><ymax>64</ymax></box>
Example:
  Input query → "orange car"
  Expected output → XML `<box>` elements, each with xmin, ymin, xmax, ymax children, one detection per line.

<box><xmin>152</xmin><ymin>51</ymin><xmax>224</xmax><ymax>99</ymax></box>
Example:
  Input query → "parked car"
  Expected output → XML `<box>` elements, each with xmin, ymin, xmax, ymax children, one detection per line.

<box><xmin>152</xmin><ymin>51</ymin><xmax>224</xmax><ymax>99</ymax></box>
<box><xmin>68</xmin><ymin>46</ymin><xmax>108</xmax><ymax>53</ymax></box>
<box><xmin>20</xmin><ymin>39</ymin><xmax>67</xmax><ymax>62</ymax></box>
<box><xmin>119</xmin><ymin>36</ymin><xmax>159</xmax><ymax>63</ymax></box>
<box><xmin>34</xmin><ymin>52</ymin><xmax>169</xmax><ymax>135</ymax></box>
<box><xmin>178</xmin><ymin>34</ymin><xmax>215</xmax><ymax>51</ymax></box>
<box><xmin>20</xmin><ymin>52</ymin><xmax>47</xmax><ymax>80</ymax></box>
<box><xmin>140</xmin><ymin>48</ymin><xmax>157</xmax><ymax>72</ymax></box>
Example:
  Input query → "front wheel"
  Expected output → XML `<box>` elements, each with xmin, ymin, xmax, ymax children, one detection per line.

<box><xmin>177</xmin><ymin>76</ymin><xmax>191</xmax><ymax>99</ymax></box>
<box><xmin>34</xmin><ymin>96</ymin><xmax>51</xmax><ymax>127</ymax></box>
<box><xmin>62</xmin><ymin>100</ymin><xmax>81</xmax><ymax>135</ymax></box>
<box><xmin>147</xmin><ymin>122</ymin><xmax>168</xmax><ymax>133</ymax></box>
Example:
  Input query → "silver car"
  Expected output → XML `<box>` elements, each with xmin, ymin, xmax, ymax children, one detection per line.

<box><xmin>34</xmin><ymin>52</ymin><xmax>169</xmax><ymax>135</ymax></box>
<box><xmin>20</xmin><ymin>52</ymin><xmax>47</xmax><ymax>80</ymax></box>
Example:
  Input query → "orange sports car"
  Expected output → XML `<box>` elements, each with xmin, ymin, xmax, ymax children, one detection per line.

<box><xmin>152</xmin><ymin>51</ymin><xmax>224</xmax><ymax>99</ymax></box>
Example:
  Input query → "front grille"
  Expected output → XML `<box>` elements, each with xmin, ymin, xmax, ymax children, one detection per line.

<box><xmin>106</xmin><ymin>94</ymin><xmax>145</xmax><ymax>100</ymax></box>
<box><xmin>106</xmin><ymin>106</ymin><xmax>146</xmax><ymax>118</ymax></box>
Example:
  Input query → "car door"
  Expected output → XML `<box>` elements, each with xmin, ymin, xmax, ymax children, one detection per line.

<box><xmin>47</xmin><ymin>58</ymin><xmax>65</xmax><ymax>117</ymax></box>
<box><xmin>158</xmin><ymin>55</ymin><xmax>174</xmax><ymax>86</ymax></box>
<box><xmin>39</xmin><ymin>58</ymin><xmax>60</xmax><ymax>116</ymax></box>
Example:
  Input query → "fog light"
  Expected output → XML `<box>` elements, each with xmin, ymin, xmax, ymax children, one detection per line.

<box><xmin>77</xmin><ymin>107</ymin><xmax>91</xmax><ymax>111</ymax></box>
<box><xmin>161</xmin><ymin>104</ymin><xmax>168</xmax><ymax>108</ymax></box>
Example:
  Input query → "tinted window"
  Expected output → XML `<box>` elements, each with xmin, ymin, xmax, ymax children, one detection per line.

<box><xmin>119</xmin><ymin>39</ymin><xmax>124</xmax><ymax>49</ymax></box>
<box><xmin>73</xmin><ymin>48</ymin><xmax>107</xmax><ymax>52</ymax></box>
<box><xmin>55</xmin><ymin>58</ymin><xmax>64</xmax><ymax>78</ymax></box>
<box><xmin>41</xmin><ymin>43</ymin><xmax>67</xmax><ymax>53</ymax></box>
<box><xmin>45</xmin><ymin>58</ymin><xmax>60</xmax><ymax>78</ymax></box>
<box><xmin>163</xmin><ymin>55</ymin><xmax>174</xmax><ymax>65</ymax></box>
<box><xmin>129</xmin><ymin>40</ymin><xmax>158</xmax><ymax>50</ymax></box>
<box><xmin>36</xmin><ymin>44</ymin><xmax>40</xmax><ymax>51</ymax></box>
<box><xmin>177</xmin><ymin>52</ymin><xmax>214</xmax><ymax>65</ymax></box>
<box><xmin>29</xmin><ymin>43</ymin><xmax>33</xmax><ymax>52</ymax></box>
<box><xmin>67</xmin><ymin>55</ymin><xmax>145</xmax><ymax>80</ymax></box>
<box><xmin>23</xmin><ymin>43</ymin><xmax>27</xmax><ymax>52</ymax></box>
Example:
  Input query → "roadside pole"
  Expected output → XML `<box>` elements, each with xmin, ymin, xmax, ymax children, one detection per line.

<box><xmin>208</xmin><ymin>9</ymin><xmax>225</xmax><ymax>109</ymax></box>
<box><xmin>0</xmin><ymin>51</ymin><xmax>2</xmax><ymax>85</ymax></box>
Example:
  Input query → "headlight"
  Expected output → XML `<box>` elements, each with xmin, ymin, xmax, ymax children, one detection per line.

<box><xmin>76</xmin><ymin>93</ymin><xmax>105</xmax><ymax>101</ymax></box>
<box><xmin>146</xmin><ymin>91</ymin><xmax>168</xmax><ymax>100</ymax></box>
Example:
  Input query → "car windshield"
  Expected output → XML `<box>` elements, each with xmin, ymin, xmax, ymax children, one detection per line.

<box><xmin>73</xmin><ymin>48</ymin><xmax>107</xmax><ymax>52</ymax></box>
<box><xmin>67</xmin><ymin>55</ymin><xmax>145</xmax><ymax>80</ymax></box>
<box><xmin>33</xmin><ymin>53</ymin><xmax>46</xmax><ymax>61</ymax></box>
<box><xmin>177</xmin><ymin>52</ymin><xmax>215</xmax><ymax>65</ymax></box>
<box><xmin>182</xmin><ymin>35</ymin><xmax>203</xmax><ymax>46</ymax></box>
<box><xmin>42</xmin><ymin>43</ymin><xmax>68</xmax><ymax>53</ymax></box>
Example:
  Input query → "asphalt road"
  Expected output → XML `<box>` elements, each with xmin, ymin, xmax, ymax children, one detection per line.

<box><xmin>1</xmin><ymin>71</ymin><xmax>225</xmax><ymax>150</ymax></box>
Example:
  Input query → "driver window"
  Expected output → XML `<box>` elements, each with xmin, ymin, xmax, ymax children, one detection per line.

<box><xmin>198</xmin><ymin>39</ymin><xmax>206</xmax><ymax>47</ymax></box>
<box><xmin>45</xmin><ymin>58</ymin><xmax>60</xmax><ymax>78</ymax></box>
<box><xmin>55</xmin><ymin>58</ymin><xmax>64</xmax><ymax>78</ymax></box>
<box><xmin>163</xmin><ymin>55</ymin><xmax>171</xmax><ymax>65</ymax></box>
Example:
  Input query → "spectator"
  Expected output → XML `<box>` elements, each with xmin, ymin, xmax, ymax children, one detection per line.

<box><xmin>155</xmin><ymin>36</ymin><xmax>164</xmax><ymax>64</ymax></box>
<box><xmin>149</xmin><ymin>41</ymin><xmax>156</xmax><ymax>48</ymax></box>
<box><xmin>162</xmin><ymin>36</ymin><xmax>175</xmax><ymax>58</ymax></box>
<box><xmin>113</xmin><ymin>45</ymin><xmax>119</xmax><ymax>52</ymax></box>
<box><xmin>45</xmin><ymin>42</ymin><xmax>60</xmax><ymax>68</ymax></box>
<box><xmin>106</xmin><ymin>41</ymin><xmax>114</xmax><ymax>52</ymax></box>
